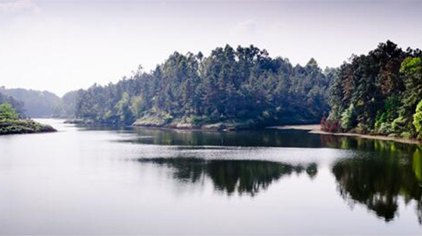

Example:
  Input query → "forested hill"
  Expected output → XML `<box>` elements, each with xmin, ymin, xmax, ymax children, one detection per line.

<box><xmin>75</xmin><ymin>45</ymin><xmax>334</xmax><ymax>129</ymax></box>
<box><xmin>0</xmin><ymin>91</ymin><xmax>25</xmax><ymax>115</ymax></box>
<box><xmin>0</xmin><ymin>87</ymin><xmax>78</xmax><ymax>118</ymax></box>
<box><xmin>0</xmin><ymin>87</ymin><xmax>61</xmax><ymax>118</ymax></box>
<box><xmin>323</xmin><ymin>41</ymin><xmax>422</xmax><ymax>140</ymax></box>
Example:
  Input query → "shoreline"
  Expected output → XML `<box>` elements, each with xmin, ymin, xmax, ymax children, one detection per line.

<box><xmin>271</xmin><ymin>124</ymin><xmax>422</xmax><ymax>145</ymax></box>
<box><xmin>66</xmin><ymin>119</ymin><xmax>422</xmax><ymax>145</ymax></box>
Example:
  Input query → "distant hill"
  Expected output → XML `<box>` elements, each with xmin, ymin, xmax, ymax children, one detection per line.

<box><xmin>0</xmin><ymin>87</ymin><xmax>61</xmax><ymax>118</ymax></box>
<box><xmin>0</xmin><ymin>91</ymin><xmax>25</xmax><ymax>116</ymax></box>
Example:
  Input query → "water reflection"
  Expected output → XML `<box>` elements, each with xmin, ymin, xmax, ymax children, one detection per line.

<box><xmin>332</xmin><ymin>147</ymin><xmax>422</xmax><ymax>223</ymax></box>
<box><xmin>138</xmin><ymin>157</ymin><xmax>318</xmax><ymax>196</ymax></box>
<box><xmin>320</xmin><ymin>134</ymin><xmax>419</xmax><ymax>154</ymax></box>
<box><xmin>128</xmin><ymin>127</ymin><xmax>420</xmax><ymax>153</ymax></box>
<box><xmin>126</xmin><ymin>127</ymin><xmax>422</xmax><ymax>225</ymax></box>
<box><xmin>131</xmin><ymin>128</ymin><xmax>324</xmax><ymax>147</ymax></box>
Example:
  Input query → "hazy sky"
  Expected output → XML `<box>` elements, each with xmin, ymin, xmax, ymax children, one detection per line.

<box><xmin>1</xmin><ymin>0</ymin><xmax>421</xmax><ymax>96</ymax></box>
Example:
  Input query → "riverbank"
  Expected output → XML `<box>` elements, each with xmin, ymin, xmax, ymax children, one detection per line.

<box><xmin>271</xmin><ymin>124</ymin><xmax>422</xmax><ymax>145</ymax></box>
<box><xmin>0</xmin><ymin>119</ymin><xmax>56</xmax><ymax>135</ymax></box>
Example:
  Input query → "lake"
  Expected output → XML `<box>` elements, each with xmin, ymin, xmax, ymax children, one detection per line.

<box><xmin>1</xmin><ymin>119</ymin><xmax>421</xmax><ymax>235</ymax></box>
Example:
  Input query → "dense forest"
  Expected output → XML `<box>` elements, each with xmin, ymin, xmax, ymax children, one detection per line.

<box><xmin>322</xmin><ymin>41</ymin><xmax>422</xmax><ymax>140</ymax></box>
<box><xmin>75</xmin><ymin>45</ymin><xmax>333</xmax><ymax>129</ymax></box>
<box><xmin>3</xmin><ymin>41</ymin><xmax>421</xmax><ymax>139</ymax></box>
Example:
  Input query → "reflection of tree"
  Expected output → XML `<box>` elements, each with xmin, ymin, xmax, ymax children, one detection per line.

<box><xmin>332</xmin><ymin>147</ymin><xmax>422</xmax><ymax>223</ymax></box>
<box><xmin>413</xmin><ymin>148</ymin><xmax>422</xmax><ymax>223</ymax></box>
<box><xmin>132</xmin><ymin>128</ymin><xmax>323</xmax><ymax>147</ymax></box>
<box><xmin>320</xmin><ymin>134</ymin><xmax>417</xmax><ymax>155</ymax></box>
<box><xmin>138</xmin><ymin>158</ymin><xmax>317</xmax><ymax>196</ymax></box>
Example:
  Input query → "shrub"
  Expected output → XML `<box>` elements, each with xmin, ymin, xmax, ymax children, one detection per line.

<box><xmin>321</xmin><ymin>118</ymin><xmax>341</xmax><ymax>133</ymax></box>
<box><xmin>392</xmin><ymin>116</ymin><xmax>407</xmax><ymax>133</ymax></box>
<box><xmin>340</xmin><ymin>104</ymin><xmax>356</xmax><ymax>131</ymax></box>
<box><xmin>413</xmin><ymin>100</ymin><xmax>422</xmax><ymax>138</ymax></box>
<box><xmin>163</xmin><ymin>113</ymin><xmax>173</xmax><ymax>123</ymax></box>
<box><xmin>355</xmin><ymin>122</ymin><xmax>370</xmax><ymax>134</ymax></box>
<box><xmin>376</xmin><ymin>122</ymin><xmax>393</xmax><ymax>134</ymax></box>
<box><xmin>400</xmin><ymin>131</ymin><xmax>412</xmax><ymax>139</ymax></box>
<box><xmin>0</xmin><ymin>103</ymin><xmax>19</xmax><ymax>120</ymax></box>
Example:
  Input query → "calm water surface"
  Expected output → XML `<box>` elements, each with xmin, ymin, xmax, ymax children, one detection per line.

<box><xmin>0</xmin><ymin>119</ymin><xmax>422</xmax><ymax>235</ymax></box>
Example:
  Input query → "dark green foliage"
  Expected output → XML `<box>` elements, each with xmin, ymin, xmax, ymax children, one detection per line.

<box><xmin>401</xmin><ymin>57</ymin><xmax>422</xmax><ymax>118</ymax></box>
<box><xmin>324</xmin><ymin>41</ymin><xmax>422</xmax><ymax>139</ymax></box>
<box><xmin>75</xmin><ymin>45</ymin><xmax>332</xmax><ymax>126</ymax></box>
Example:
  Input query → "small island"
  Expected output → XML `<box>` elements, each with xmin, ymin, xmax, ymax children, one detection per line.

<box><xmin>0</xmin><ymin>103</ymin><xmax>56</xmax><ymax>135</ymax></box>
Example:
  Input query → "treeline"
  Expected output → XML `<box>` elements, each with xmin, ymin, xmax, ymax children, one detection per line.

<box><xmin>323</xmin><ymin>41</ymin><xmax>422</xmax><ymax>140</ymax></box>
<box><xmin>76</xmin><ymin>45</ymin><xmax>333</xmax><ymax>128</ymax></box>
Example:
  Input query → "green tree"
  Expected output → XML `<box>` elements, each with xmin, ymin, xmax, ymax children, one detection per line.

<box><xmin>341</xmin><ymin>103</ymin><xmax>356</xmax><ymax>130</ymax></box>
<box><xmin>400</xmin><ymin>57</ymin><xmax>422</xmax><ymax>116</ymax></box>
<box><xmin>115</xmin><ymin>92</ymin><xmax>133</xmax><ymax>124</ymax></box>
<box><xmin>413</xmin><ymin>100</ymin><xmax>422</xmax><ymax>139</ymax></box>
<box><xmin>0</xmin><ymin>103</ymin><xmax>19</xmax><ymax>120</ymax></box>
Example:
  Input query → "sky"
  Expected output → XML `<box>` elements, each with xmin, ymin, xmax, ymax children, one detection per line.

<box><xmin>0</xmin><ymin>0</ymin><xmax>421</xmax><ymax>96</ymax></box>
